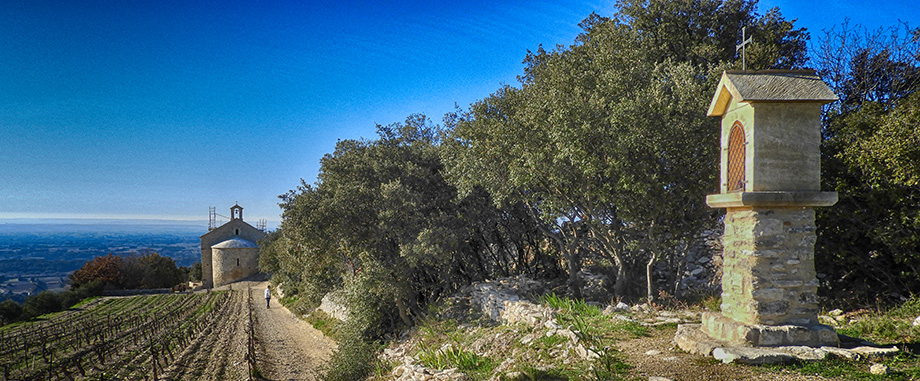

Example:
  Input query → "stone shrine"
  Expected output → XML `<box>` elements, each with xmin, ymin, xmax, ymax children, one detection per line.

<box><xmin>699</xmin><ymin>70</ymin><xmax>839</xmax><ymax>347</ymax></box>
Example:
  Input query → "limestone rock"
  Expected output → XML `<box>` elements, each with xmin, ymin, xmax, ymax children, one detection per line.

<box><xmin>553</xmin><ymin>328</ymin><xmax>579</xmax><ymax>343</ymax></box>
<box><xmin>712</xmin><ymin>347</ymin><xmax>795</xmax><ymax>364</ymax></box>
<box><xmin>818</xmin><ymin>315</ymin><xmax>838</xmax><ymax>326</ymax></box>
<box><xmin>870</xmin><ymin>363</ymin><xmax>889</xmax><ymax>375</ymax></box>
<box><xmin>318</xmin><ymin>290</ymin><xmax>350</xmax><ymax>321</ymax></box>
<box><xmin>574</xmin><ymin>344</ymin><xmax>599</xmax><ymax>359</ymax></box>
<box><xmin>501</xmin><ymin>300</ymin><xmax>553</xmax><ymax>327</ymax></box>
<box><xmin>467</xmin><ymin>275</ymin><xmax>544</xmax><ymax>322</ymax></box>
<box><xmin>913</xmin><ymin>316</ymin><xmax>920</xmax><ymax>327</ymax></box>
<box><xmin>673</xmin><ymin>324</ymin><xmax>721</xmax><ymax>356</ymax></box>
<box><xmin>773</xmin><ymin>346</ymin><xmax>828</xmax><ymax>361</ymax></box>
<box><xmin>649</xmin><ymin>377</ymin><xmax>674</xmax><ymax>381</ymax></box>
<box><xmin>605</xmin><ymin>301</ymin><xmax>631</xmax><ymax>314</ymax></box>
<box><xmin>851</xmin><ymin>346</ymin><xmax>900</xmax><ymax>360</ymax></box>
<box><xmin>820</xmin><ymin>345</ymin><xmax>899</xmax><ymax>360</ymax></box>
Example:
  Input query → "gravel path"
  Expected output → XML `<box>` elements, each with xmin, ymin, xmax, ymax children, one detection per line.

<box><xmin>248</xmin><ymin>281</ymin><xmax>336</xmax><ymax>381</ymax></box>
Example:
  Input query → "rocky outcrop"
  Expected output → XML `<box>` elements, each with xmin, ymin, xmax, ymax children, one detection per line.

<box><xmin>318</xmin><ymin>289</ymin><xmax>349</xmax><ymax>321</ymax></box>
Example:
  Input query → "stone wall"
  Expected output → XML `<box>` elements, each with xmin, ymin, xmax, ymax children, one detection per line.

<box><xmin>719</xmin><ymin>207</ymin><xmax>819</xmax><ymax>326</ymax></box>
<box><xmin>674</xmin><ymin>228</ymin><xmax>723</xmax><ymax>296</ymax></box>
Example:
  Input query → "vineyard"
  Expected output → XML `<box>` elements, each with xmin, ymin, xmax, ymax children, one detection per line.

<box><xmin>0</xmin><ymin>290</ymin><xmax>256</xmax><ymax>381</ymax></box>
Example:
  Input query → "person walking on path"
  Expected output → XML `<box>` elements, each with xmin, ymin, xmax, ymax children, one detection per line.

<box><xmin>264</xmin><ymin>286</ymin><xmax>271</xmax><ymax>309</ymax></box>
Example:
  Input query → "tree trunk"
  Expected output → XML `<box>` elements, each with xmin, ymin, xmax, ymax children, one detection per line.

<box><xmin>567</xmin><ymin>249</ymin><xmax>583</xmax><ymax>300</ymax></box>
<box><xmin>646</xmin><ymin>251</ymin><xmax>658</xmax><ymax>303</ymax></box>
<box><xmin>394</xmin><ymin>296</ymin><xmax>413</xmax><ymax>327</ymax></box>
<box><xmin>614</xmin><ymin>264</ymin><xmax>629</xmax><ymax>299</ymax></box>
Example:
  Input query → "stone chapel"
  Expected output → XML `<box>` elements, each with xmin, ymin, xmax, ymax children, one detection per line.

<box><xmin>200</xmin><ymin>204</ymin><xmax>267</xmax><ymax>288</ymax></box>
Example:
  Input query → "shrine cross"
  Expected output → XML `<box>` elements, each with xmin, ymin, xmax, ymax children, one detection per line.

<box><xmin>736</xmin><ymin>27</ymin><xmax>753</xmax><ymax>70</ymax></box>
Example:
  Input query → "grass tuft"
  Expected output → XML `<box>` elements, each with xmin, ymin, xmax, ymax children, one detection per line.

<box><xmin>540</xmin><ymin>294</ymin><xmax>600</xmax><ymax>317</ymax></box>
<box><xmin>417</xmin><ymin>344</ymin><xmax>496</xmax><ymax>376</ymax></box>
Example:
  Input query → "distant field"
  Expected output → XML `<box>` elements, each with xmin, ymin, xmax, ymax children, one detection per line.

<box><xmin>0</xmin><ymin>221</ymin><xmax>204</xmax><ymax>276</ymax></box>
<box><xmin>0</xmin><ymin>221</ymin><xmax>205</xmax><ymax>302</ymax></box>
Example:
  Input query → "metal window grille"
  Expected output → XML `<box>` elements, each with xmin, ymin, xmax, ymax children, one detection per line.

<box><xmin>727</xmin><ymin>122</ymin><xmax>746</xmax><ymax>192</ymax></box>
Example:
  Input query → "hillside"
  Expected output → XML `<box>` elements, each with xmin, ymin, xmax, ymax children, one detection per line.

<box><xmin>301</xmin><ymin>276</ymin><xmax>920</xmax><ymax>380</ymax></box>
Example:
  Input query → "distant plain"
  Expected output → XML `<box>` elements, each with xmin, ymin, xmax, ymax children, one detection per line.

<box><xmin>0</xmin><ymin>219</ymin><xmax>205</xmax><ymax>302</ymax></box>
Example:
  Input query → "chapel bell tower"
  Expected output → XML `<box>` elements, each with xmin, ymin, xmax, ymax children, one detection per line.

<box><xmin>230</xmin><ymin>204</ymin><xmax>243</xmax><ymax>221</ymax></box>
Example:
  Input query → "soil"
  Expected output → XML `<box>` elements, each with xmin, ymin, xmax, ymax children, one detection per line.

<box><xmin>614</xmin><ymin>325</ymin><xmax>831</xmax><ymax>381</ymax></box>
<box><xmin>161</xmin><ymin>290</ymin><xmax>250</xmax><ymax>380</ymax></box>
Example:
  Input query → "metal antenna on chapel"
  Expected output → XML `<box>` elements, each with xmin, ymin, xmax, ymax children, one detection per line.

<box><xmin>208</xmin><ymin>206</ymin><xmax>230</xmax><ymax>231</ymax></box>
<box><xmin>737</xmin><ymin>26</ymin><xmax>753</xmax><ymax>70</ymax></box>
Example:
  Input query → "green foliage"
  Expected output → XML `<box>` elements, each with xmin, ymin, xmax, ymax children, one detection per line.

<box><xmin>269</xmin><ymin>113</ymin><xmax>562</xmax><ymax>353</ymax></box>
<box><xmin>0</xmin><ymin>299</ymin><xmax>22</xmax><ymax>325</ymax></box>
<box><xmin>814</xmin><ymin>22</ymin><xmax>920</xmax><ymax>303</ymax></box>
<box><xmin>834</xmin><ymin>296</ymin><xmax>920</xmax><ymax>343</ymax></box>
<box><xmin>188</xmin><ymin>261</ymin><xmax>202</xmax><ymax>281</ymax></box>
<box><xmin>319</xmin><ymin>319</ymin><xmax>380</xmax><ymax>381</ymax></box>
<box><xmin>304</xmin><ymin>309</ymin><xmax>343</xmax><ymax>340</ymax></box>
<box><xmin>21</xmin><ymin>290</ymin><xmax>64</xmax><ymax>319</ymax></box>
<box><xmin>702</xmin><ymin>295</ymin><xmax>722</xmax><ymax>312</ymax></box>
<box><xmin>535</xmin><ymin>333</ymin><xmax>567</xmax><ymax>348</ymax></box>
<box><xmin>417</xmin><ymin>344</ymin><xmax>496</xmax><ymax>377</ymax></box>
<box><xmin>764</xmin><ymin>358</ymin><xmax>865</xmax><ymax>379</ymax></box>
<box><xmin>615</xmin><ymin>0</ymin><xmax>808</xmax><ymax>69</ymax></box>
<box><xmin>889</xmin><ymin>295</ymin><xmax>920</xmax><ymax>318</ymax></box>
<box><xmin>445</xmin><ymin>0</ymin><xmax>806</xmax><ymax>301</ymax></box>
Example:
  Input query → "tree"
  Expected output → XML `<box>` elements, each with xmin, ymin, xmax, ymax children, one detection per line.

<box><xmin>21</xmin><ymin>291</ymin><xmax>63</xmax><ymax>320</ymax></box>
<box><xmin>70</xmin><ymin>252</ymin><xmax>184</xmax><ymax>290</ymax></box>
<box><xmin>138</xmin><ymin>252</ymin><xmax>184</xmax><ymax>289</ymax></box>
<box><xmin>0</xmin><ymin>299</ymin><xmax>22</xmax><ymax>325</ymax></box>
<box><xmin>446</xmin><ymin>1</ymin><xmax>807</xmax><ymax>301</ymax></box>
<box><xmin>615</xmin><ymin>0</ymin><xmax>808</xmax><ymax>69</ymax></box>
<box><xmin>70</xmin><ymin>254</ymin><xmax>123</xmax><ymax>289</ymax></box>
<box><xmin>188</xmin><ymin>262</ymin><xmax>202</xmax><ymax>282</ymax></box>
<box><xmin>814</xmin><ymin>22</ymin><xmax>920</xmax><ymax>303</ymax></box>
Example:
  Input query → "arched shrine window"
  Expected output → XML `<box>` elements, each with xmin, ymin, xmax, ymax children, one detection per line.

<box><xmin>727</xmin><ymin>122</ymin><xmax>746</xmax><ymax>192</ymax></box>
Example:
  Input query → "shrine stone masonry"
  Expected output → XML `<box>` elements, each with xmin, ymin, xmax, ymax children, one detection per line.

<box><xmin>699</xmin><ymin>70</ymin><xmax>839</xmax><ymax>347</ymax></box>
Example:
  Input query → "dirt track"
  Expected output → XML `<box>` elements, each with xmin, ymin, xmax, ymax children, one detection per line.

<box><xmin>248</xmin><ymin>281</ymin><xmax>337</xmax><ymax>381</ymax></box>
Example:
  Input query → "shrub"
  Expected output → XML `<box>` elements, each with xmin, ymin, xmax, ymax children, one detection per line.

<box><xmin>21</xmin><ymin>291</ymin><xmax>63</xmax><ymax>319</ymax></box>
<box><xmin>0</xmin><ymin>299</ymin><xmax>22</xmax><ymax>324</ymax></box>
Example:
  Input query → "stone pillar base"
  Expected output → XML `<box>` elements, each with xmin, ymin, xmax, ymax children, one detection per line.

<box><xmin>702</xmin><ymin>312</ymin><xmax>838</xmax><ymax>347</ymax></box>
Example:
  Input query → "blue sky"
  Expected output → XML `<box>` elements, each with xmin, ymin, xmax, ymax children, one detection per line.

<box><xmin>0</xmin><ymin>0</ymin><xmax>916</xmax><ymax>225</ymax></box>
